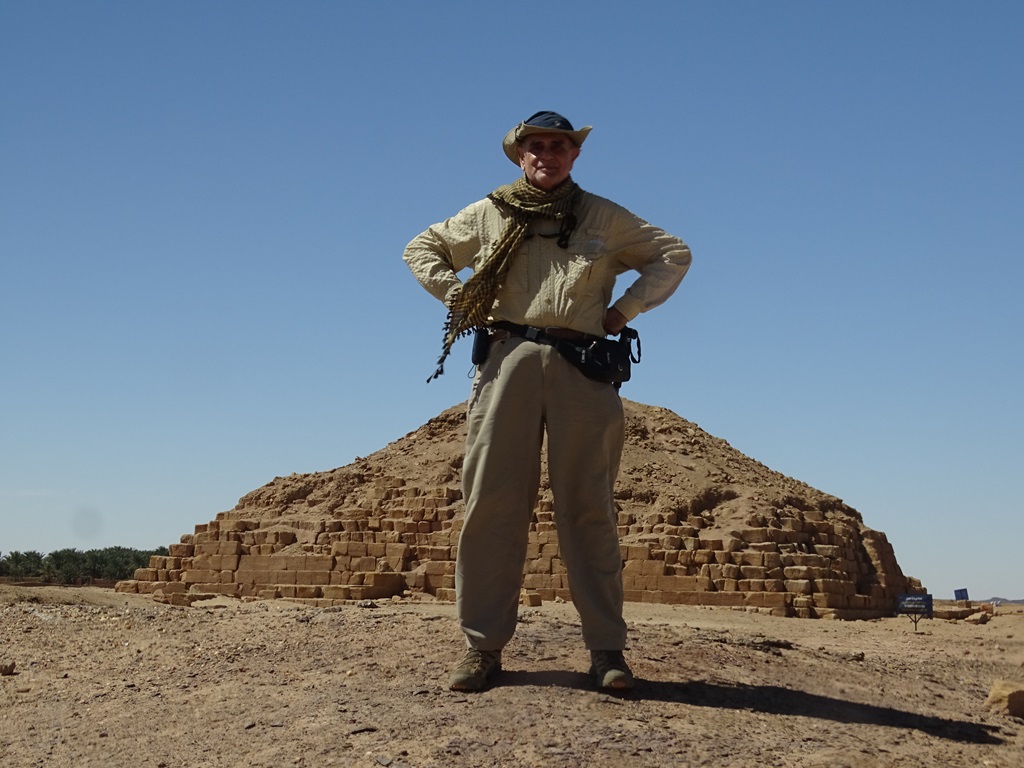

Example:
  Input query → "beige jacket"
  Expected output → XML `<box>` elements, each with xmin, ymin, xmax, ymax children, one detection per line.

<box><xmin>403</xmin><ymin>189</ymin><xmax>692</xmax><ymax>337</ymax></box>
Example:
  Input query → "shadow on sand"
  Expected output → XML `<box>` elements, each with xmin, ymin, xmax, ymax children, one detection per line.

<box><xmin>496</xmin><ymin>671</ymin><xmax>1004</xmax><ymax>746</ymax></box>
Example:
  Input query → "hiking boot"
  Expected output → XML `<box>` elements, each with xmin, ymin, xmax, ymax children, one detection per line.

<box><xmin>589</xmin><ymin>650</ymin><xmax>634</xmax><ymax>691</ymax></box>
<box><xmin>449</xmin><ymin>648</ymin><xmax>502</xmax><ymax>691</ymax></box>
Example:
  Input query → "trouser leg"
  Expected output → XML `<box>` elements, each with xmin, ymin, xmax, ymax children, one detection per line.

<box><xmin>543</xmin><ymin>350</ymin><xmax>627</xmax><ymax>650</ymax></box>
<box><xmin>457</xmin><ymin>338</ymin><xmax>543</xmax><ymax>650</ymax></box>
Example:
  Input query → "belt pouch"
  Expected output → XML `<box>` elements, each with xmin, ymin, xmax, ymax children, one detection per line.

<box><xmin>471</xmin><ymin>327</ymin><xmax>491</xmax><ymax>365</ymax></box>
<box><xmin>554</xmin><ymin>328</ymin><xmax>640</xmax><ymax>384</ymax></box>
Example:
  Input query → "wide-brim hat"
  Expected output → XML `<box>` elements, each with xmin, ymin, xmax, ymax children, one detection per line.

<box><xmin>502</xmin><ymin>110</ymin><xmax>592</xmax><ymax>165</ymax></box>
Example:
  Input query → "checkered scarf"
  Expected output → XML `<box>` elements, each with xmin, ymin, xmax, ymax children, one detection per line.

<box><xmin>427</xmin><ymin>176</ymin><xmax>580</xmax><ymax>381</ymax></box>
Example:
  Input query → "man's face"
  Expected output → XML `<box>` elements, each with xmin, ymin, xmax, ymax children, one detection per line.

<box><xmin>517</xmin><ymin>132</ymin><xmax>580</xmax><ymax>191</ymax></box>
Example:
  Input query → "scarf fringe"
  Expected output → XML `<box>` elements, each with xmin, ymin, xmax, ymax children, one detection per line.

<box><xmin>426</xmin><ymin>177</ymin><xmax>580</xmax><ymax>382</ymax></box>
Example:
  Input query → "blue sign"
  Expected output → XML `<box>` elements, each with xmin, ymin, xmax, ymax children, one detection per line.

<box><xmin>897</xmin><ymin>594</ymin><xmax>933</xmax><ymax>618</ymax></box>
<box><xmin>954</xmin><ymin>588</ymin><xmax>969</xmax><ymax>601</ymax></box>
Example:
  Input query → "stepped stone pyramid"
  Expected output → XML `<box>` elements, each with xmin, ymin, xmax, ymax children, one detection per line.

<box><xmin>116</xmin><ymin>400</ymin><xmax>924</xmax><ymax>618</ymax></box>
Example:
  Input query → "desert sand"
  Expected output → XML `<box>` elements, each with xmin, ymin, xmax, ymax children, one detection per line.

<box><xmin>1</xmin><ymin>583</ymin><xmax>1022</xmax><ymax>767</ymax></box>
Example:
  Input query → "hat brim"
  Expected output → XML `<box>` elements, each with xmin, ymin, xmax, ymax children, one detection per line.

<box><xmin>502</xmin><ymin>123</ymin><xmax>592</xmax><ymax>165</ymax></box>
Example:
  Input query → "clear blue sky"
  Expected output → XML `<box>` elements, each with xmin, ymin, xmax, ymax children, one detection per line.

<box><xmin>2</xmin><ymin>1</ymin><xmax>1021</xmax><ymax>600</ymax></box>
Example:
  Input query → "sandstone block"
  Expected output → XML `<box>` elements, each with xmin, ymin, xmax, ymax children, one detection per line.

<box><xmin>641</xmin><ymin>560</ymin><xmax>666</xmax><ymax>577</ymax></box>
<box><xmin>692</xmin><ymin>550</ymin><xmax>715</xmax><ymax>565</ymax></box>
<box><xmin>741</xmin><ymin>528</ymin><xmax>777</xmax><ymax>544</ymax></box>
<box><xmin>713</xmin><ymin>551</ymin><xmax>733</xmax><ymax>565</ymax></box>
<box><xmin>220</xmin><ymin>519</ymin><xmax>256</xmax><ymax>533</ymax></box>
<box><xmin>353</xmin><ymin>556</ymin><xmax>377</xmax><ymax>571</ymax></box>
<box><xmin>525</xmin><ymin>557</ymin><xmax>552</xmax><ymax>575</ymax></box>
<box><xmin>188</xmin><ymin>582</ymin><xmax>237</xmax><ymax>596</ymax></box>
<box><xmin>984</xmin><ymin>680</ymin><xmax>1024</xmax><ymax>718</ymax></box>
<box><xmin>739</xmin><ymin>566</ymin><xmax>767</xmax><ymax>580</ymax></box>
<box><xmin>660</xmin><ymin>590</ymin><xmax>701</xmax><ymax>606</ymax></box>
<box><xmin>237</xmin><ymin>555</ymin><xmax>274</xmax><ymax>572</ymax></box>
<box><xmin>296</xmin><ymin>570</ymin><xmax>331</xmax><ymax>586</ymax></box>
<box><xmin>521</xmin><ymin>591</ymin><xmax>543</xmax><ymax>607</ymax></box>
<box><xmin>816</xmin><ymin>579</ymin><xmax>855</xmax><ymax>596</ymax></box>
<box><xmin>331</xmin><ymin>570</ymin><xmax>355</xmax><ymax>585</ymax></box>
<box><xmin>812</xmin><ymin>592</ymin><xmax>849</xmax><ymax>609</ymax></box>
<box><xmin>784</xmin><ymin>579</ymin><xmax>814</xmax><ymax>594</ymax></box>
<box><xmin>220</xmin><ymin>540</ymin><xmax>243</xmax><ymax>556</ymax></box>
<box><xmin>363</xmin><ymin>572</ymin><xmax>404</xmax><ymax>590</ymax></box>
<box><xmin>699</xmin><ymin>592</ymin><xmax>746</xmax><ymax>607</ymax></box>
<box><xmin>523</xmin><ymin>573</ymin><xmax>556</xmax><ymax>590</ymax></box>
<box><xmin>305</xmin><ymin>555</ymin><xmax>334</xmax><ymax>571</ymax></box>
<box><xmin>657</xmin><ymin>575</ymin><xmax>707</xmax><ymax>592</ymax></box>
<box><xmin>849</xmin><ymin>594</ymin><xmax>874</xmax><ymax>610</ymax></box>
<box><xmin>182</xmin><ymin>569</ymin><xmax>218</xmax><ymax>584</ymax></box>
<box><xmin>432</xmin><ymin>574</ymin><xmax>456</xmax><ymax>590</ymax></box>
<box><xmin>621</xmin><ymin>560</ymin><xmax>644</xmax><ymax>576</ymax></box>
<box><xmin>275</xmin><ymin>555</ymin><xmax>307</xmax><ymax>571</ymax></box>
<box><xmin>424</xmin><ymin>560</ymin><xmax>452</xmax><ymax>576</ymax></box>
<box><xmin>737</xmin><ymin>552</ymin><xmax>764</xmax><ymax>567</ymax></box>
<box><xmin>270</xmin><ymin>570</ymin><xmax>297</xmax><ymax>585</ymax></box>
<box><xmin>762</xmin><ymin>552</ymin><xmax>783</xmax><ymax>569</ymax></box>
<box><xmin>750</xmin><ymin>592</ymin><xmax>791</xmax><ymax>608</ymax></box>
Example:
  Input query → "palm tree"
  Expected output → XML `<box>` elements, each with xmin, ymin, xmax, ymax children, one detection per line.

<box><xmin>45</xmin><ymin>549</ymin><xmax>87</xmax><ymax>585</ymax></box>
<box><xmin>24</xmin><ymin>551</ymin><xmax>45</xmax><ymax>578</ymax></box>
<box><xmin>4</xmin><ymin>551</ymin><xmax>24</xmax><ymax>578</ymax></box>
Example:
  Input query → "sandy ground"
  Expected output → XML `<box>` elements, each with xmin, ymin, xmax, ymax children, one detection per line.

<box><xmin>1</xmin><ymin>584</ymin><xmax>1022</xmax><ymax>768</ymax></box>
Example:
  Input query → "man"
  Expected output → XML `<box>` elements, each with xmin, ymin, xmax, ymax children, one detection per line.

<box><xmin>403</xmin><ymin>111</ymin><xmax>692</xmax><ymax>692</ymax></box>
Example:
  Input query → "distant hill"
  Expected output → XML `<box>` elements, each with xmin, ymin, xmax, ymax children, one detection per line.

<box><xmin>985</xmin><ymin>597</ymin><xmax>1024</xmax><ymax>605</ymax></box>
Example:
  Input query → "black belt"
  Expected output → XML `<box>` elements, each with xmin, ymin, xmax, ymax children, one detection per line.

<box><xmin>489</xmin><ymin>321</ymin><xmax>601</xmax><ymax>346</ymax></box>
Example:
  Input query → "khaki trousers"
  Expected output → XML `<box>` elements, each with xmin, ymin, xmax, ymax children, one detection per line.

<box><xmin>456</xmin><ymin>336</ymin><xmax>627</xmax><ymax>651</ymax></box>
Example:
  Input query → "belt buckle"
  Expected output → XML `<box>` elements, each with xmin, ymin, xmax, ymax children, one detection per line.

<box><xmin>524</xmin><ymin>326</ymin><xmax>541</xmax><ymax>341</ymax></box>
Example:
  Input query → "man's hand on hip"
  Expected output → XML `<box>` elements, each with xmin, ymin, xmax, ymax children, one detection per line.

<box><xmin>602</xmin><ymin>307</ymin><xmax>628</xmax><ymax>336</ymax></box>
